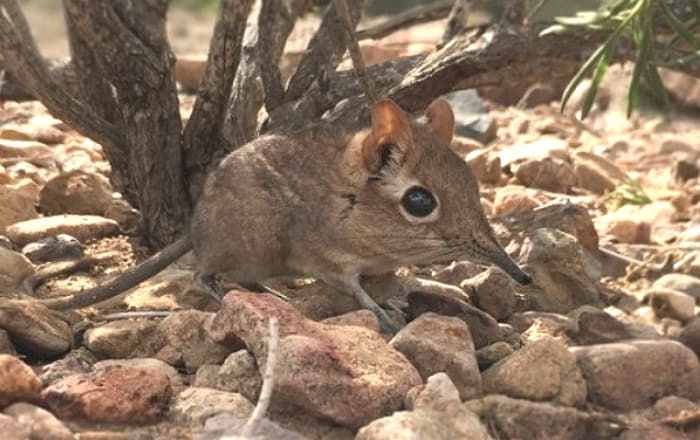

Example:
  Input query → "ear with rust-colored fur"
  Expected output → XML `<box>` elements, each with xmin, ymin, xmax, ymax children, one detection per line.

<box><xmin>425</xmin><ymin>98</ymin><xmax>455</xmax><ymax>145</ymax></box>
<box><xmin>362</xmin><ymin>99</ymin><xmax>413</xmax><ymax>173</ymax></box>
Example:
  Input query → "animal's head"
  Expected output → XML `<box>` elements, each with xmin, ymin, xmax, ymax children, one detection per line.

<box><xmin>340</xmin><ymin>98</ymin><xmax>531</xmax><ymax>285</ymax></box>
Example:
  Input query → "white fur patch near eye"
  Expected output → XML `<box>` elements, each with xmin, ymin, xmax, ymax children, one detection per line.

<box><xmin>378</xmin><ymin>170</ymin><xmax>441</xmax><ymax>224</ymax></box>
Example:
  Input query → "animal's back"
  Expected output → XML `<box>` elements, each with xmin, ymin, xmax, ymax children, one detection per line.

<box><xmin>189</xmin><ymin>125</ymin><xmax>350</xmax><ymax>282</ymax></box>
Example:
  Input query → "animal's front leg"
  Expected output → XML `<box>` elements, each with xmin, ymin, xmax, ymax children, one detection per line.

<box><xmin>345</xmin><ymin>276</ymin><xmax>399</xmax><ymax>334</ymax></box>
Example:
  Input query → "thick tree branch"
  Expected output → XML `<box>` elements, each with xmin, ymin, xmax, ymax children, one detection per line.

<box><xmin>356</xmin><ymin>0</ymin><xmax>452</xmax><ymax>41</ymax></box>
<box><xmin>285</xmin><ymin>0</ymin><xmax>365</xmax><ymax>102</ymax></box>
<box><xmin>0</xmin><ymin>0</ymin><xmax>125</xmax><ymax>158</ymax></box>
<box><xmin>331</xmin><ymin>0</ymin><xmax>374</xmax><ymax>103</ymax></box>
<box><xmin>62</xmin><ymin>0</ymin><xmax>189</xmax><ymax>247</ymax></box>
<box><xmin>183</xmin><ymin>0</ymin><xmax>253</xmax><ymax>201</ymax></box>
<box><xmin>220</xmin><ymin>0</ymin><xmax>308</xmax><ymax>150</ymax></box>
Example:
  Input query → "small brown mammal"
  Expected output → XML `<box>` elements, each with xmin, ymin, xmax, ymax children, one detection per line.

<box><xmin>43</xmin><ymin>98</ymin><xmax>530</xmax><ymax>332</ymax></box>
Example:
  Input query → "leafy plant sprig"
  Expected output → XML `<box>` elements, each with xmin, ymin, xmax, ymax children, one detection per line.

<box><xmin>541</xmin><ymin>0</ymin><xmax>700</xmax><ymax>119</ymax></box>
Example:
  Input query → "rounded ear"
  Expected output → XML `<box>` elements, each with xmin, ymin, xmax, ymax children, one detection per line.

<box><xmin>425</xmin><ymin>98</ymin><xmax>455</xmax><ymax>145</ymax></box>
<box><xmin>362</xmin><ymin>99</ymin><xmax>413</xmax><ymax>172</ymax></box>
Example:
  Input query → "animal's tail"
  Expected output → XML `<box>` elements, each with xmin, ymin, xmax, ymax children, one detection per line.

<box><xmin>41</xmin><ymin>235</ymin><xmax>193</xmax><ymax>310</ymax></box>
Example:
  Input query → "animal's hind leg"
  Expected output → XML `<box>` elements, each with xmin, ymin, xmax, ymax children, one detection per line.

<box><xmin>195</xmin><ymin>272</ymin><xmax>223</xmax><ymax>303</ymax></box>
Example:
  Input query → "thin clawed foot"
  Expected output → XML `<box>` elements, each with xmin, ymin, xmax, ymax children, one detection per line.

<box><xmin>349</xmin><ymin>282</ymin><xmax>399</xmax><ymax>334</ymax></box>
<box><xmin>195</xmin><ymin>272</ymin><xmax>223</xmax><ymax>303</ymax></box>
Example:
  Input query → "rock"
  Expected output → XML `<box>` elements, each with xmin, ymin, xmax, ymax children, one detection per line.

<box><xmin>654</xmin><ymin>274</ymin><xmax>700</xmax><ymax>302</ymax></box>
<box><xmin>0</xmin><ymin>184</ymin><xmax>37</xmax><ymax>233</ymax></box>
<box><xmin>518</xmin><ymin>83</ymin><xmax>559</xmax><ymax>108</ymax></box>
<box><xmin>322</xmin><ymin>309</ymin><xmax>380</xmax><ymax>332</ymax></box>
<box><xmin>618</xmin><ymin>423</ymin><xmax>692</xmax><ymax>440</ymax></box>
<box><xmin>594</xmin><ymin>212</ymin><xmax>651</xmax><ymax>244</ymax></box>
<box><xmin>209</xmin><ymin>291</ymin><xmax>421</xmax><ymax>429</ymax></box>
<box><xmin>122</xmin><ymin>269</ymin><xmax>214</xmax><ymax>312</ymax></box>
<box><xmin>0</xmin><ymin>235</ymin><xmax>12</xmax><ymax>250</ymax></box>
<box><xmin>39</xmin><ymin>351</ymin><xmax>93</xmax><ymax>386</ymax></box>
<box><xmin>514</xmin><ymin>157</ymin><xmax>577</xmax><ymax>193</ymax></box>
<box><xmin>673</xmin><ymin>158</ymin><xmax>699</xmax><ymax>182</ymax></box>
<box><xmin>569</xmin><ymin>307</ymin><xmax>630</xmax><ymax>345</ymax></box>
<box><xmin>104</xmin><ymin>198</ymin><xmax>141</xmax><ymax>233</ymax></box>
<box><xmin>492</xmin><ymin>202</ymin><xmax>600</xmax><ymax>255</ymax></box>
<box><xmin>572</xmin><ymin>340</ymin><xmax>700</xmax><ymax>410</ymax></box>
<box><xmin>94</xmin><ymin>358</ymin><xmax>184</xmax><ymax>394</ymax></box>
<box><xmin>152</xmin><ymin>310</ymin><xmax>233</xmax><ymax>372</ymax></box>
<box><xmin>201</xmin><ymin>412</ymin><xmax>307</xmax><ymax>440</ymax></box>
<box><xmin>499</xmin><ymin>137</ymin><xmax>568</xmax><ymax>168</ymax></box>
<box><xmin>83</xmin><ymin>319</ymin><xmax>158</xmax><ymax>359</ymax></box>
<box><xmin>0</xmin><ymin>330</ymin><xmax>16</xmax><ymax>355</ymax></box>
<box><xmin>390</xmin><ymin>313</ymin><xmax>481</xmax><ymax>400</ymax></box>
<box><xmin>492</xmin><ymin>185</ymin><xmax>542</xmax><ymax>216</ymax></box>
<box><xmin>572</xmin><ymin>152</ymin><xmax>628</xmax><ymax>194</ymax></box>
<box><xmin>482</xmin><ymin>337</ymin><xmax>586</xmax><ymax>406</ymax></box>
<box><xmin>0</xmin><ymin>124</ymin><xmax>66</xmax><ymax>144</ymax></box>
<box><xmin>405</xmin><ymin>372</ymin><xmax>461</xmax><ymax>411</ymax></box>
<box><xmin>522</xmin><ymin>229</ymin><xmax>602</xmax><ymax>313</ymax></box>
<box><xmin>651</xmin><ymin>395</ymin><xmax>697</xmax><ymax>418</ymax></box>
<box><xmin>432</xmin><ymin>260</ymin><xmax>483</xmax><ymax>286</ymax></box>
<box><xmin>407</xmin><ymin>290</ymin><xmax>503</xmax><ymax>349</ymax></box>
<box><xmin>0</xmin><ymin>413</ymin><xmax>31</xmax><ymax>440</ymax></box>
<box><xmin>21</xmin><ymin>234</ymin><xmax>83</xmax><ymax>264</ymax></box>
<box><xmin>0</xmin><ymin>355</ymin><xmax>42</xmax><ymax>407</ymax></box>
<box><xmin>216</xmin><ymin>350</ymin><xmax>262</xmax><ymax>402</ymax></box>
<box><xmin>498</xmin><ymin>323</ymin><xmax>520</xmax><ymax>347</ymax></box>
<box><xmin>450</xmin><ymin>136</ymin><xmax>484</xmax><ymax>156</ymax></box>
<box><xmin>38</xmin><ymin>171</ymin><xmax>114</xmax><ymax>216</ymax></box>
<box><xmin>0</xmin><ymin>139</ymin><xmax>52</xmax><ymax>159</ymax></box>
<box><xmin>193</xmin><ymin>364</ymin><xmax>220</xmax><ymax>388</ymax></box>
<box><xmin>441</xmin><ymin>90</ymin><xmax>496</xmax><ymax>143</ymax></box>
<box><xmin>5</xmin><ymin>215</ymin><xmax>119</xmax><ymax>246</ymax></box>
<box><xmin>3</xmin><ymin>402</ymin><xmax>74</xmax><ymax>440</ymax></box>
<box><xmin>466</xmin><ymin>395</ymin><xmax>594</xmax><ymax>440</ymax></box>
<box><xmin>355</xmin><ymin>405</ymin><xmax>491</xmax><ymax>440</ymax></box>
<box><xmin>476</xmin><ymin>341</ymin><xmax>514</xmax><ymax>370</ymax></box>
<box><xmin>680</xmin><ymin>225</ymin><xmax>700</xmax><ymax>244</ymax></box>
<box><xmin>679</xmin><ymin>317</ymin><xmax>700</xmax><ymax>355</ymax></box>
<box><xmin>0</xmin><ymin>248</ymin><xmax>34</xmax><ymax>295</ymax></box>
<box><xmin>169</xmin><ymin>387</ymin><xmax>253</xmax><ymax>426</ymax></box>
<box><xmin>461</xmin><ymin>268</ymin><xmax>517</xmax><ymax>321</ymax></box>
<box><xmin>465</xmin><ymin>149</ymin><xmax>501</xmax><ymax>184</ymax></box>
<box><xmin>649</xmin><ymin>288</ymin><xmax>696</xmax><ymax>322</ymax></box>
<box><xmin>41</xmin><ymin>364</ymin><xmax>171</xmax><ymax>423</ymax></box>
<box><xmin>0</xmin><ymin>300</ymin><xmax>72</xmax><ymax>356</ymax></box>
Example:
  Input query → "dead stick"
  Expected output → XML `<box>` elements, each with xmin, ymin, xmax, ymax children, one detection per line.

<box><xmin>332</xmin><ymin>0</ymin><xmax>377</xmax><ymax>103</ymax></box>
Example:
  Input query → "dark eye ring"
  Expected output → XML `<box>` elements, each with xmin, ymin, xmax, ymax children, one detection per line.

<box><xmin>401</xmin><ymin>186</ymin><xmax>437</xmax><ymax>217</ymax></box>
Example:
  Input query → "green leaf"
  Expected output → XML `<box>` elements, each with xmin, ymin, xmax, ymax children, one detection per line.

<box><xmin>627</xmin><ymin>18</ymin><xmax>649</xmax><ymax>117</ymax></box>
<box><xmin>660</xmin><ymin>0</ymin><xmax>700</xmax><ymax>50</ymax></box>
<box><xmin>581</xmin><ymin>45</ymin><xmax>614</xmax><ymax>118</ymax></box>
<box><xmin>560</xmin><ymin>43</ymin><xmax>608</xmax><ymax>113</ymax></box>
<box><xmin>657</xmin><ymin>49</ymin><xmax>700</xmax><ymax>67</ymax></box>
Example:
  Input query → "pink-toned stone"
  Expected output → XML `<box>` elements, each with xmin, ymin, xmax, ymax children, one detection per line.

<box><xmin>492</xmin><ymin>185</ymin><xmax>541</xmax><ymax>216</ymax></box>
<box><xmin>390</xmin><ymin>313</ymin><xmax>481</xmax><ymax>400</ymax></box>
<box><xmin>322</xmin><ymin>309</ymin><xmax>380</xmax><ymax>332</ymax></box>
<box><xmin>0</xmin><ymin>355</ymin><xmax>41</xmax><ymax>407</ymax></box>
<box><xmin>41</xmin><ymin>365</ymin><xmax>171</xmax><ymax>423</ymax></box>
<box><xmin>210</xmin><ymin>291</ymin><xmax>422</xmax><ymax>429</ymax></box>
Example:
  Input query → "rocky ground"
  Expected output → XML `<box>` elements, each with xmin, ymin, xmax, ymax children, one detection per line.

<box><xmin>0</xmin><ymin>11</ymin><xmax>700</xmax><ymax>440</ymax></box>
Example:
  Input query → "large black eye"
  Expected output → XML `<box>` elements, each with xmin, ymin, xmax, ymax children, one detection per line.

<box><xmin>401</xmin><ymin>186</ymin><xmax>437</xmax><ymax>217</ymax></box>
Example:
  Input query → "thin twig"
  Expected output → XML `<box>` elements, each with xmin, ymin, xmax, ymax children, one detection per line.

<box><xmin>239</xmin><ymin>317</ymin><xmax>279</xmax><ymax>437</ymax></box>
<box><xmin>355</xmin><ymin>0</ymin><xmax>452</xmax><ymax>41</ymax></box>
<box><xmin>95</xmin><ymin>311</ymin><xmax>172</xmax><ymax>321</ymax></box>
<box><xmin>332</xmin><ymin>0</ymin><xmax>376</xmax><ymax>103</ymax></box>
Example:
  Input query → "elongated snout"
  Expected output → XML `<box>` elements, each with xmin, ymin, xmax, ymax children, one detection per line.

<box><xmin>488</xmin><ymin>247</ymin><xmax>532</xmax><ymax>285</ymax></box>
<box><xmin>470</xmin><ymin>231</ymin><xmax>532</xmax><ymax>285</ymax></box>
